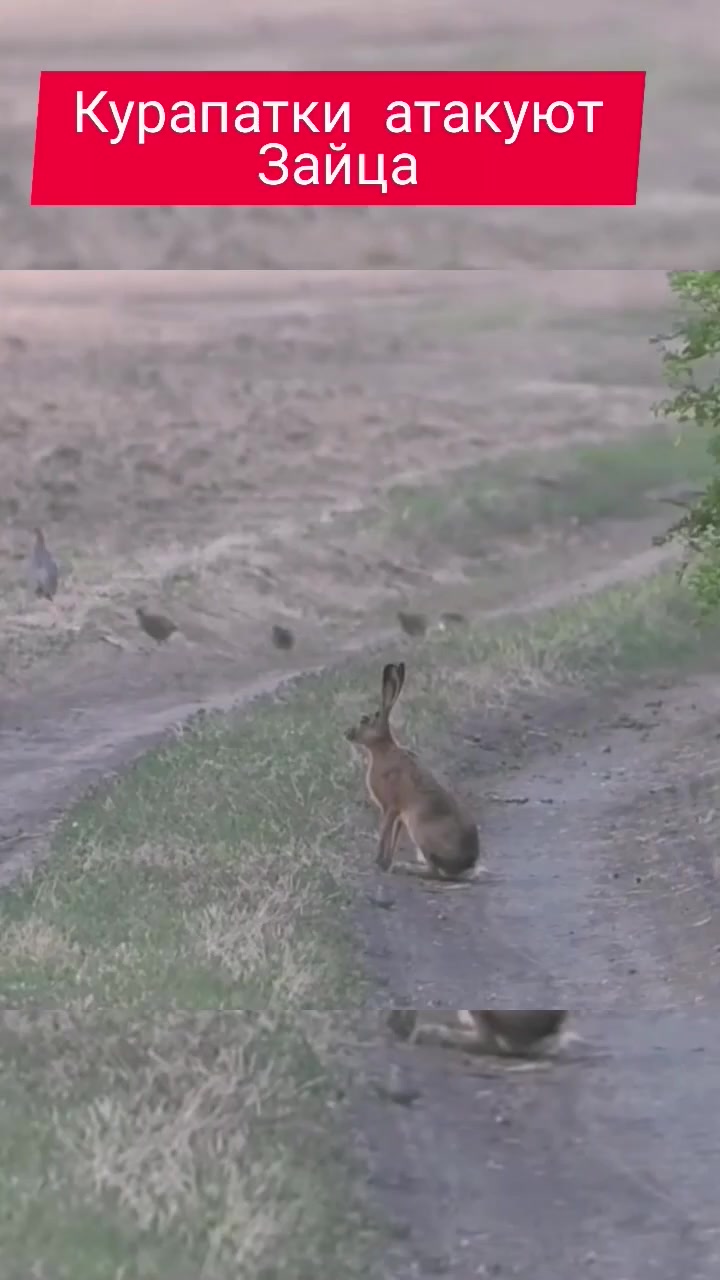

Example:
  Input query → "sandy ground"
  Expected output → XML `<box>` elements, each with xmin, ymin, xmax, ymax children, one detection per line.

<box><xmin>3</xmin><ymin>0</ymin><xmax>720</xmax><ymax>266</ymax></box>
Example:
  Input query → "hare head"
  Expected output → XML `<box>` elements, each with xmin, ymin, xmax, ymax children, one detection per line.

<box><xmin>345</xmin><ymin>662</ymin><xmax>405</xmax><ymax>748</ymax></box>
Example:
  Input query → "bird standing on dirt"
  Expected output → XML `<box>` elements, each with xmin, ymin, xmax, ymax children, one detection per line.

<box><xmin>27</xmin><ymin>527</ymin><xmax>59</xmax><ymax>600</ymax></box>
<box><xmin>397</xmin><ymin>610</ymin><xmax>428</xmax><ymax>637</ymax></box>
<box><xmin>135</xmin><ymin>607</ymin><xmax>178</xmax><ymax>643</ymax></box>
<box><xmin>271</xmin><ymin>624</ymin><xmax>295</xmax><ymax>651</ymax></box>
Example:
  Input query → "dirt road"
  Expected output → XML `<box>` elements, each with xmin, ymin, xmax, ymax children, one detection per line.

<box><xmin>3</xmin><ymin>0</ymin><xmax>720</xmax><ymax>267</ymax></box>
<box><xmin>359</xmin><ymin>672</ymin><xmax>720</xmax><ymax>1010</ymax></box>
<box><xmin>360</xmin><ymin>1009</ymin><xmax>720</xmax><ymax>1279</ymax></box>
<box><xmin>350</xmin><ymin>598</ymin><xmax>720</xmax><ymax>1280</ymax></box>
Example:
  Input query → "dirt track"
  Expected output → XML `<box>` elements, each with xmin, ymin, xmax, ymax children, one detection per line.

<box><xmin>360</xmin><ymin>1009</ymin><xmax>720</xmax><ymax>1279</ymax></box>
<box><xmin>3</xmin><ymin>0</ymin><xmax>720</xmax><ymax>267</ymax></box>
<box><xmin>351</xmin><ymin>581</ymin><xmax>720</xmax><ymax>1280</ymax></box>
<box><xmin>359</xmin><ymin>671</ymin><xmax>720</xmax><ymax>1010</ymax></box>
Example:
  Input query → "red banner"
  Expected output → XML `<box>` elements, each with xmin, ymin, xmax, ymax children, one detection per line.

<box><xmin>31</xmin><ymin>71</ymin><xmax>645</xmax><ymax>207</ymax></box>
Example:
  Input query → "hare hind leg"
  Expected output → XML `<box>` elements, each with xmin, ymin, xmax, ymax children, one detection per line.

<box><xmin>389</xmin><ymin>818</ymin><xmax>442</xmax><ymax>878</ymax></box>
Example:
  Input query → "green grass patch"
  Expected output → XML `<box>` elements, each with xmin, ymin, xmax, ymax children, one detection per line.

<box><xmin>350</xmin><ymin>573</ymin><xmax>720</xmax><ymax>743</ymax></box>
<box><xmin>0</xmin><ymin>1010</ymin><xmax>376</xmax><ymax>1280</ymax></box>
<box><xmin>0</xmin><ymin>680</ymin><xmax>380</xmax><ymax>1273</ymax></box>
<box><xmin>0</xmin><ymin>695</ymin><xmax>367</xmax><ymax>1009</ymax></box>
<box><xmin>375</xmin><ymin>428</ymin><xmax>710</xmax><ymax>556</ymax></box>
<box><xmin>424</xmin><ymin>572</ymin><xmax>717</xmax><ymax>699</ymax></box>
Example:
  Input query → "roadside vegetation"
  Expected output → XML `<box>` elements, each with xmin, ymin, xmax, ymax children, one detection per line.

<box><xmin>653</xmin><ymin>271</ymin><xmax>720</xmax><ymax>611</ymax></box>
<box><xmin>0</xmin><ymin>1009</ymin><xmax>375</xmax><ymax>1280</ymax></box>
<box><xmin>378</xmin><ymin>425</ymin><xmax>709</xmax><ymax>552</ymax></box>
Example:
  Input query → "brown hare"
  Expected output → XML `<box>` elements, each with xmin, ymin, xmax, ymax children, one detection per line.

<box><xmin>388</xmin><ymin>1010</ymin><xmax>571</xmax><ymax>1057</ymax></box>
<box><xmin>345</xmin><ymin>662</ymin><xmax>480</xmax><ymax>880</ymax></box>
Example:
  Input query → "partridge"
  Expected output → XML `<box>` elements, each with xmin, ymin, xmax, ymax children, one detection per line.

<box><xmin>136</xmin><ymin>607</ymin><xmax>178</xmax><ymax>643</ymax></box>
<box><xmin>28</xmin><ymin>527</ymin><xmax>59</xmax><ymax>600</ymax></box>
<box><xmin>271</xmin><ymin>624</ymin><xmax>295</xmax><ymax>651</ymax></box>
<box><xmin>397</xmin><ymin>610</ymin><xmax>428</xmax><ymax>637</ymax></box>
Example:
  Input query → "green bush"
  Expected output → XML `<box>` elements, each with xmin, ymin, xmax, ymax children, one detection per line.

<box><xmin>653</xmin><ymin>271</ymin><xmax>720</xmax><ymax>611</ymax></box>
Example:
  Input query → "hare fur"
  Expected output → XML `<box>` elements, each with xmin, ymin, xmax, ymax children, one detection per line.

<box><xmin>388</xmin><ymin>1010</ymin><xmax>569</xmax><ymax>1056</ymax></box>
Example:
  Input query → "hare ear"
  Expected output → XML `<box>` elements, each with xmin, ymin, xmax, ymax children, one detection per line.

<box><xmin>381</xmin><ymin>663</ymin><xmax>400</xmax><ymax>711</ymax></box>
<box><xmin>395</xmin><ymin>661</ymin><xmax>406</xmax><ymax>694</ymax></box>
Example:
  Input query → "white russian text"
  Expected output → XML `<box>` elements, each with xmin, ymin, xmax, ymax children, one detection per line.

<box><xmin>324</xmin><ymin>102</ymin><xmax>351</xmax><ymax>133</ymax></box>
<box><xmin>294</xmin><ymin>152</ymin><xmax>320</xmax><ymax>184</ymax></box>
<box><xmin>357</xmin><ymin>152</ymin><xmax>387</xmax><ymax>192</ymax></box>
<box><xmin>200</xmin><ymin>101</ymin><xmax>228</xmax><ymax>133</ymax></box>
<box><xmin>170</xmin><ymin>101</ymin><xmax>196</xmax><ymax>133</ymax></box>
<box><xmin>257</xmin><ymin>144</ymin><xmax>418</xmax><ymax>192</ymax></box>
<box><xmin>325</xmin><ymin>142</ymin><xmax>351</xmax><ymax>184</ymax></box>
<box><xmin>384</xmin><ymin>97</ymin><xmax>601</xmax><ymax>144</ymax></box>
<box><xmin>533</xmin><ymin>101</ymin><xmax>574</xmax><ymax>134</ymax></box>
<box><xmin>577</xmin><ymin>100</ymin><xmax>603</xmax><ymax>131</ymax></box>
<box><xmin>258</xmin><ymin>142</ymin><xmax>289</xmax><ymax>185</ymax></box>
<box><xmin>391</xmin><ymin>153</ymin><xmax>417</xmax><ymax>185</ymax></box>
<box><xmin>503</xmin><ymin>101</ymin><xmax>528</xmax><ymax>145</ymax></box>
<box><xmin>76</xmin><ymin>90</ymin><xmax>108</xmax><ymax>134</ymax></box>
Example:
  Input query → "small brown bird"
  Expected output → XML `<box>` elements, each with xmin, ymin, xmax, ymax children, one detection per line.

<box><xmin>27</xmin><ymin>527</ymin><xmax>59</xmax><ymax>600</ymax></box>
<box><xmin>397</xmin><ymin>610</ymin><xmax>428</xmax><ymax>637</ymax></box>
<box><xmin>271</xmin><ymin>624</ymin><xmax>295</xmax><ymax>651</ymax></box>
<box><xmin>136</xmin><ymin>607</ymin><xmax>178</xmax><ymax>643</ymax></box>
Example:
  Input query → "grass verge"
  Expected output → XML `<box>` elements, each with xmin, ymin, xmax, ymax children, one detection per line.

<box><xmin>2</xmin><ymin>567</ymin><xmax>720</xmax><ymax>1277</ymax></box>
<box><xmin>0</xmin><ymin>1009</ymin><xmax>376</xmax><ymax>1280</ymax></box>
<box><xmin>362</xmin><ymin>427</ymin><xmax>710</xmax><ymax>556</ymax></box>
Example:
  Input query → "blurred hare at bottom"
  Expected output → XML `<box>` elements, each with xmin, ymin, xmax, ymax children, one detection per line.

<box><xmin>387</xmin><ymin>1011</ymin><xmax>571</xmax><ymax>1057</ymax></box>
